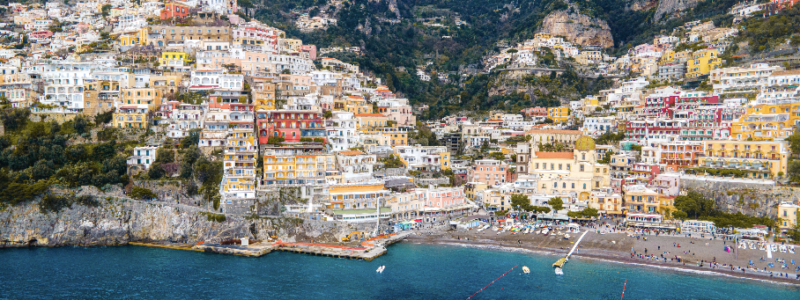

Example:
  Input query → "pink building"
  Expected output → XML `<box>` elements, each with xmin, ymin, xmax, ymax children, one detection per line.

<box><xmin>301</xmin><ymin>45</ymin><xmax>316</xmax><ymax>60</ymax></box>
<box><xmin>467</xmin><ymin>159</ymin><xmax>509</xmax><ymax>186</ymax></box>
<box><xmin>414</xmin><ymin>186</ymin><xmax>473</xmax><ymax>222</ymax></box>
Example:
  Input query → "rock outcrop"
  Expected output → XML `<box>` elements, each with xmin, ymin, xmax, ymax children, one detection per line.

<box><xmin>654</xmin><ymin>0</ymin><xmax>700</xmax><ymax>22</ymax></box>
<box><xmin>0</xmin><ymin>198</ymin><xmax>383</xmax><ymax>248</ymax></box>
<box><xmin>540</xmin><ymin>9</ymin><xmax>614</xmax><ymax>48</ymax></box>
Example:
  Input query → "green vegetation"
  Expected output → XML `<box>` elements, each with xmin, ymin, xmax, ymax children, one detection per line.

<box><xmin>0</xmin><ymin>109</ymin><xmax>130</xmax><ymax>207</ymax></box>
<box><xmin>548</xmin><ymin>197</ymin><xmax>564</xmax><ymax>211</ymax></box>
<box><xmin>40</xmin><ymin>194</ymin><xmax>98</xmax><ymax>213</ymax></box>
<box><xmin>735</xmin><ymin>5</ymin><xmax>800</xmax><ymax>54</ymax></box>
<box><xmin>595</xmin><ymin>131</ymin><xmax>624</xmax><ymax>145</ymax></box>
<box><xmin>567</xmin><ymin>207</ymin><xmax>599</xmax><ymax>219</ymax></box>
<box><xmin>129</xmin><ymin>187</ymin><xmax>157</xmax><ymax>200</ymax></box>
<box><xmin>671</xmin><ymin>191</ymin><xmax>774</xmax><ymax>229</ymax></box>
<box><xmin>201</xmin><ymin>212</ymin><xmax>227</xmax><ymax>223</ymax></box>
<box><xmin>382</xmin><ymin>154</ymin><xmax>405</xmax><ymax>169</ymax></box>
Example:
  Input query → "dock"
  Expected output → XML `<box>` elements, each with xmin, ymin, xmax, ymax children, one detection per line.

<box><xmin>192</xmin><ymin>231</ymin><xmax>411</xmax><ymax>260</ymax></box>
<box><xmin>552</xmin><ymin>230</ymin><xmax>590</xmax><ymax>270</ymax></box>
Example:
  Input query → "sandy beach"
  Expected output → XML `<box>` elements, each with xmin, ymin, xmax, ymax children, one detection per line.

<box><xmin>403</xmin><ymin>225</ymin><xmax>800</xmax><ymax>285</ymax></box>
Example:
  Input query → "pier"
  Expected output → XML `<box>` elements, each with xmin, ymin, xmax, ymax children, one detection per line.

<box><xmin>191</xmin><ymin>231</ymin><xmax>411</xmax><ymax>260</ymax></box>
<box><xmin>553</xmin><ymin>230</ymin><xmax>590</xmax><ymax>271</ymax></box>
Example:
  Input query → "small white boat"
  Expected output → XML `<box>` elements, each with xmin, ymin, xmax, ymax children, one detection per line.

<box><xmin>377</xmin><ymin>265</ymin><xmax>385</xmax><ymax>273</ymax></box>
<box><xmin>542</xmin><ymin>228</ymin><xmax>549</xmax><ymax>235</ymax></box>
<box><xmin>554</xmin><ymin>267</ymin><xmax>564</xmax><ymax>275</ymax></box>
<box><xmin>564</xmin><ymin>234</ymin><xmax>570</xmax><ymax>239</ymax></box>
<box><xmin>522</xmin><ymin>266</ymin><xmax>530</xmax><ymax>274</ymax></box>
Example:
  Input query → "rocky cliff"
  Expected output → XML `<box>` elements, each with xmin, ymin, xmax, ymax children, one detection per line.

<box><xmin>654</xmin><ymin>0</ymin><xmax>700</xmax><ymax>22</ymax></box>
<box><xmin>0</xmin><ymin>198</ymin><xmax>383</xmax><ymax>248</ymax></box>
<box><xmin>540</xmin><ymin>9</ymin><xmax>614</xmax><ymax>49</ymax></box>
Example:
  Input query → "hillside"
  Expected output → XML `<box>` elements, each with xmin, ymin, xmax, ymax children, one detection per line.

<box><xmin>247</xmin><ymin>0</ymin><xmax>754</xmax><ymax>118</ymax></box>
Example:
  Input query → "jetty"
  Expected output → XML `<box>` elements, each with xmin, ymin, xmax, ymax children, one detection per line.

<box><xmin>552</xmin><ymin>230</ymin><xmax>590</xmax><ymax>272</ymax></box>
<box><xmin>193</xmin><ymin>231</ymin><xmax>411</xmax><ymax>260</ymax></box>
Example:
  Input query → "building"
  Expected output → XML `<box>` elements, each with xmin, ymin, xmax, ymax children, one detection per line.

<box><xmin>467</xmin><ymin>159</ymin><xmax>509</xmax><ymax>186</ymax></box>
<box><xmin>698</xmin><ymin>140</ymin><xmax>789</xmax><ymax>179</ymax></box>
<box><xmin>326</xmin><ymin>183</ymin><xmax>390</xmax><ymax>210</ymax></box>
<box><xmin>778</xmin><ymin>202</ymin><xmax>800</xmax><ymax>231</ymax></box>
<box><xmin>657</xmin><ymin>62</ymin><xmax>686</xmax><ymax>81</ymax></box>
<box><xmin>547</xmin><ymin>106</ymin><xmax>569</xmax><ymax>123</ymax></box>
<box><xmin>392</xmin><ymin>145</ymin><xmax>451</xmax><ymax>172</ymax></box>
<box><xmin>113</xmin><ymin>105</ymin><xmax>149</xmax><ymax>129</ymax></box>
<box><xmin>126</xmin><ymin>146</ymin><xmax>158</xmax><ymax>174</ymax></box>
<box><xmin>527</xmin><ymin>136</ymin><xmax>611</xmax><ymax>203</ymax></box>
<box><xmin>686</xmin><ymin>49</ymin><xmax>721</xmax><ymax>79</ymax></box>
<box><xmin>624</xmin><ymin>184</ymin><xmax>660</xmax><ymax>214</ymax></box>
<box><xmin>161</xmin><ymin>1</ymin><xmax>190</xmax><ymax>20</ymax></box>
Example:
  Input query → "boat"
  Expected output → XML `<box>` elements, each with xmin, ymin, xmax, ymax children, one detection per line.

<box><xmin>554</xmin><ymin>267</ymin><xmax>564</xmax><ymax>275</ymax></box>
<box><xmin>524</xmin><ymin>228</ymin><xmax>530</xmax><ymax>234</ymax></box>
<box><xmin>564</xmin><ymin>234</ymin><xmax>570</xmax><ymax>239</ymax></box>
<box><xmin>542</xmin><ymin>228</ymin><xmax>549</xmax><ymax>235</ymax></box>
<box><xmin>522</xmin><ymin>266</ymin><xmax>530</xmax><ymax>274</ymax></box>
<box><xmin>377</xmin><ymin>265</ymin><xmax>385</xmax><ymax>273</ymax></box>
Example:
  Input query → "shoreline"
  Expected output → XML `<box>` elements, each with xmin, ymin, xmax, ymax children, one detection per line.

<box><xmin>403</xmin><ymin>236</ymin><xmax>800</xmax><ymax>286</ymax></box>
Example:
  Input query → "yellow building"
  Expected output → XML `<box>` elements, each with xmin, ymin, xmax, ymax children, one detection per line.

<box><xmin>253</xmin><ymin>81</ymin><xmax>276</xmax><ymax>111</ymax></box>
<box><xmin>660</xmin><ymin>49</ymin><xmax>675</xmax><ymax>64</ymax></box>
<box><xmin>699</xmin><ymin>140</ymin><xmax>789</xmax><ymax>179</ymax></box>
<box><xmin>327</xmin><ymin>183</ymin><xmax>390</xmax><ymax>210</ymax></box>
<box><xmin>159</xmin><ymin>51</ymin><xmax>189</xmax><ymax>66</ymax></box>
<box><xmin>262</xmin><ymin>154</ymin><xmax>334</xmax><ymax>185</ymax></box>
<box><xmin>118</xmin><ymin>28</ymin><xmax>148</xmax><ymax>47</ymax></box>
<box><xmin>464</xmin><ymin>182</ymin><xmax>488</xmax><ymax>201</ymax></box>
<box><xmin>82</xmin><ymin>79</ymin><xmax>115</xmax><ymax>116</ymax></box>
<box><xmin>623</xmin><ymin>184</ymin><xmax>660</xmax><ymax>214</ymax></box>
<box><xmin>778</xmin><ymin>202</ymin><xmax>800</xmax><ymax>231</ymax></box>
<box><xmin>686</xmin><ymin>49</ymin><xmax>721</xmax><ymax>79</ymax></box>
<box><xmin>280</xmin><ymin>38</ymin><xmax>303</xmax><ymax>51</ymax></box>
<box><xmin>589</xmin><ymin>191</ymin><xmax>623</xmax><ymax>214</ymax></box>
<box><xmin>528</xmin><ymin>136</ymin><xmax>610</xmax><ymax>202</ymax></box>
<box><xmin>658</xmin><ymin>195</ymin><xmax>677</xmax><ymax>219</ymax></box>
<box><xmin>731</xmin><ymin>103</ymin><xmax>796</xmax><ymax>141</ymax></box>
<box><xmin>113</xmin><ymin>105</ymin><xmax>149</xmax><ymax>129</ymax></box>
<box><xmin>121</xmin><ymin>88</ymin><xmax>162</xmax><ymax>110</ymax></box>
<box><xmin>375</xmin><ymin>127</ymin><xmax>407</xmax><ymax>147</ymax></box>
<box><xmin>547</xmin><ymin>106</ymin><xmax>569</xmax><ymax>123</ymax></box>
<box><xmin>354</xmin><ymin>113</ymin><xmax>388</xmax><ymax>131</ymax></box>
<box><xmin>346</xmin><ymin>96</ymin><xmax>372</xmax><ymax>114</ymax></box>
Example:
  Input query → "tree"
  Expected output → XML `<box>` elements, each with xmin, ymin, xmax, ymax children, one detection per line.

<box><xmin>267</xmin><ymin>136</ymin><xmax>285</xmax><ymax>144</ymax></box>
<box><xmin>101</xmin><ymin>4</ymin><xmax>112</xmax><ymax>17</ymax></box>
<box><xmin>510</xmin><ymin>194</ymin><xmax>532</xmax><ymax>211</ymax></box>
<box><xmin>323</xmin><ymin>110</ymin><xmax>333</xmax><ymax>119</ymax></box>
<box><xmin>548</xmin><ymin>197</ymin><xmax>564</xmax><ymax>212</ymax></box>
<box><xmin>599</xmin><ymin>150</ymin><xmax>614</xmax><ymax>164</ymax></box>
<box><xmin>180</xmin><ymin>129</ymin><xmax>201</xmax><ymax>149</ymax></box>
<box><xmin>155</xmin><ymin>148</ymin><xmax>174</xmax><ymax>164</ymax></box>
<box><xmin>0</xmin><ymin>108</ymin><xmax>30</xmax><ymax>131</ymax></box>
<box><xmin>148</xmin><ymin>163</ymin><xmax>165</xmax><ymax>179</ymax></box>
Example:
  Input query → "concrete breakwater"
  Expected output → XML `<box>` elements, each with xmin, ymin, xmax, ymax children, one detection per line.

<box><xmin>0</xmin><ymin>197</ymin><xmax>386</xmax><ymax>248</ymax></box>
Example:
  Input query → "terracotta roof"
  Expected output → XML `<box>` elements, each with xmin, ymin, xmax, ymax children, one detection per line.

<box><xmin>338</xmin><ymin>150</ymin><xmax>365</xmax><ymax>156</ymax></box>
<box><xmin>535</xmin><ymin>152</ymin><xmax>573</xmax><ymax>159</ymax></box>
<box><xmin>771</xmin><ymin>69</ymin><xmax>800</xmax><ymax>76</ymax></box>
<box><xmin>525</xmin><ymin>129</ymin><xmax>582</xmax><ymax>135</ymax></box>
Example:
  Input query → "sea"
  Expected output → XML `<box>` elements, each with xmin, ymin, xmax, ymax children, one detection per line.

<box><xmin>1</xmin><ymin>242</ymin><xmax>798</xmax><ymax>299</ymax></box>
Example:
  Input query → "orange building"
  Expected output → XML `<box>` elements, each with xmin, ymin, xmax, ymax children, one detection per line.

<box><xmin>161</xmin><ymin>1</ymin><xmax>190</xmax><ymax>20</ymax></box>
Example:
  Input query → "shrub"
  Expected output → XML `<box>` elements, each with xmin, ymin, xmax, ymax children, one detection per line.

<box><xmin>130</xmin><ymin>186</ymin><xmax>157</xmax><ymax>200</ymax></box>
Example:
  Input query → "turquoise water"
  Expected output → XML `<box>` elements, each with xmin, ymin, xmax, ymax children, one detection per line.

<box><xmin>1</xmin><ymin>242</ymin><xmax>798</xmax><ymax>299</ymax></box>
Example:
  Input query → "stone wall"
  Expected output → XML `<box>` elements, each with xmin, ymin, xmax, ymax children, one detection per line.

<box><xmin>681</xmin><ymin>177</ymin><xmax>800</xmax><ymax>218</ymax></box>
<box><xmin>0</xmin><ymin>195</ymin><xmax>389</xmax><ymax>248</ymax></box>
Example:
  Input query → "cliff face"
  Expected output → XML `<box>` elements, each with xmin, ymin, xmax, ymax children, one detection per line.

<box><xmin>654</xmin><ymin>0</ymin><xmax>700</xmax><ymax>21</ymax></box>
<box><xmin>540</xmin><ymin>9</ymin><xmax>614</xmax><ymax>49</ymax></box>
<box><xmin>628</xmin><ymin>0</ymin><xmax>659</xmax><ymax>11</ymax></box>
<box><xmin>0</xmin><ymin>199</ymin><xmax>381</xmax><ymax>248</ymax></box>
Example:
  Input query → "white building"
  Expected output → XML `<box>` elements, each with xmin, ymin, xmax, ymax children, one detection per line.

<box><xmin>127</xmin><ymin>146</ymin><xmax>158</xmax><ymax>171</ymax></box>
<box><xmin>326</xmin><ymin>111</ymin><xmax>359</xmax><ymax>151</ymax></box>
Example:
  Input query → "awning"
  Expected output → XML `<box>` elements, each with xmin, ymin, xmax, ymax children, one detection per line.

<box><xmin>414</xmin><ymin>219</ymin><xmax>422</xmax><ymax>222</ymax></box>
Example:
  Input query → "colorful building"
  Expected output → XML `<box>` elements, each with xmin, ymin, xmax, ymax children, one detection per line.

<box><xmin>547</xmin><ymin>106</ymin><xmax>569</xmax><ymax>123</ymax></box>
<box><xmin>699</xmin><ymin>140</ymin><xmax>789</xmax><ymax>179</ymax></box>
<box><xmin>113</xmin><ymin>105</ymin><xmax>150</xmax><ymax>129</ymax></box>
<box><xmin>686</xmin><ymin>49</ymin><xmax>721</xmax><ymax>78</ymax></box>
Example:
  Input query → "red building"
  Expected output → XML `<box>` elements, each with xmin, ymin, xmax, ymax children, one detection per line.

<box><xmin>266</xmin><ymin>110</ymin><xmax>326</xmax><ymax>143</ymax></box>
<box><xmin>161</xmin><ymin>1</ymin><xmax>190</xmax><ymax>20</ymax></box>
<box><xmin>520</xmin><ymin>107</ymin><xmax>547</xmax><ymax>117</ymax></box>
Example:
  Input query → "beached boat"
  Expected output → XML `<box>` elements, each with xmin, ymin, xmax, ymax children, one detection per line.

<box><xmin>543</xmin><ymin>228</ymin><xmax>549</xmax><ymax>235</ymax></box>
<box><xmin>564</xmin><ymin>234</ymin><xmax>570</xmax><ymax>239</ymax></box>
<box><xmin>522</xmin><ymin>266</ymin><xmax>530</xmax><ymax>274</ymax></box>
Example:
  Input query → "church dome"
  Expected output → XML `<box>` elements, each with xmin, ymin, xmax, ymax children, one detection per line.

<box><xmin>574</xmin><ymin>135</ymin><xmax>596</xmax><ymax>151</ymax></box>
